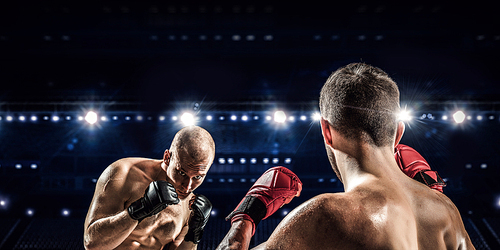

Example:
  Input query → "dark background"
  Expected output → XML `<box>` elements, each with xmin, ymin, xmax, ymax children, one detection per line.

<box><xmin>0</xmin><ymin>1</ymin><xmax>499</xmax><ymax>249</ymax></box>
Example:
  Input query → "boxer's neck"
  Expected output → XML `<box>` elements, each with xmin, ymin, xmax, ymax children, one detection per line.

<box><xmin>335</xmin><ymin>144</ymin><xmax>400</xmax><ymax>192</ymax></box>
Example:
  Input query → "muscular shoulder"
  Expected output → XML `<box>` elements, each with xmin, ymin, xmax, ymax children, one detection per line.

<box><xmin>266</xmin><ymin>193</ymin><xmax>374</xmax><ymax>249</ymax></box>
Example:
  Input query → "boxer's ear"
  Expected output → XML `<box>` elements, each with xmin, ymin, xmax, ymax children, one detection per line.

<box><xmin>163</xmin><ymin>149</ymin><xmax>171</xmax><ymax>165</ymax></box>
<box><xmin>321</xmin><ymin>118</ymin><xmax>334</xmax><ymax>148</ymax></box>
<box><xmin>394</xmin><ymin>121</ymin><xmax>405</xmax><ymax>148</ymax></box>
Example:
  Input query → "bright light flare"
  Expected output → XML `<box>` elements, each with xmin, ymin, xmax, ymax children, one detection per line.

<box><xmin>453</xmin><ymin>111</ymin><xmax>466</xmax><ymax>124</ymax></box>
<box><xmin>397</xmin><ymin>109</ymin><xmax>412</xmax><ymax>121</ymax></box>
<box><xmin>181</xmin><ymin>112</ymin><xmax>195</xmax><ymax>126</ymax></box>
<box><xmin>85</xmin><ymin>111</ymin><xmax>98</xmax><ymax>124</ymax></box>
<box><xmin>312</xmin><ymin>112</ymin><xmax>321</xmax><ymax>121</ymax></box>
<box><xmin>274</xmin><ymin>111</ymin><xmax>286</xmax><ymax>123</ymax></box>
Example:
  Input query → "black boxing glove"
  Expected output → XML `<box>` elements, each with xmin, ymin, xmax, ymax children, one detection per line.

<box><xmin>184</xmin><ymin>194</ymin><xmax>212</xmax><ymax>244</ymax></box>
<box><xmin>127</xmin><ymin>181</ymin><xmax>180</xmax><ymax>222</ymax></box>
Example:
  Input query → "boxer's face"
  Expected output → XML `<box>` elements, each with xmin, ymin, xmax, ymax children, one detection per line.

<box><xmin>165</xmin><ymin>150</ymin><xmax>211</xmax><ymax>199</ymax></box>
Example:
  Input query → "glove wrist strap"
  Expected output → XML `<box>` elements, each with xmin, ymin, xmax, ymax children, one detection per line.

<box><xmin>226</xmin><ymin>196</ymin><xmax>266</xmax><ymax>234</ymax></box>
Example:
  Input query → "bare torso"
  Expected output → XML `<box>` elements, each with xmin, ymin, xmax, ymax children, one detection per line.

<box><xmin>258</xmin><ymin>175</ymin><xmax>473</xmax><ymax>250</ymax></box>
<box><xmin>85</xmin><ymin>158</ymin><xmax>193</xmax><ymax>250</ymax></box>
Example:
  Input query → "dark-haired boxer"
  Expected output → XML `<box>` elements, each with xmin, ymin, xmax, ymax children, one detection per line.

<box><xmin>217</xmin><ymin>63</ymin><xmax>474</xmax><ymax>250</ymax></box>
<box><xmin>84</xmin><ymin>126</ymin><xmax>214</xmax><ymax>250</ymax></box>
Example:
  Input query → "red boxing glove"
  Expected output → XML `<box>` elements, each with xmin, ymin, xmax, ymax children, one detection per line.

<box><xmin>395</xmin><ymin>144</ymin><xmax>446</xmax><ymax>192</ymax></box>
<box><xmin>226</xmin><ymin>166</ymin><xmax>302</xmax><ymax>235</ymax></box>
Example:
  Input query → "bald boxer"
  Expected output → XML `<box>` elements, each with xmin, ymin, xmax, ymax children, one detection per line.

<box><xmin>217</xmin><ymin>63</ymin><xmax>475</xmax><ymax>249</ymax></box>
<box><xmin>84</xmin><ymin>125</ymin><xmax>214</xmax><ymax>250</ymax></box>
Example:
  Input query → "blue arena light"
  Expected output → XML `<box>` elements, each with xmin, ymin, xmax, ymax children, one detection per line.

<box><xmin>397</xmin><ymin>109</ymin><xmax>412</xmax><ymax>121</ymax></box>
<box><xmin>241</xmin><ymin>115</ymin><xmax>248</xmax><ymax>121</ymax></box>
<box><xmin>230</xmin><ymin>115</ymin><xmax>237</xmax><ymax>121</ymax></box>
<box><xmin>62</xmin><ymin>209</ymin><xmax>70</xmax><ymax>217</ymax></box>
<box><xmin>227</xmin><ymin>158</ymin><xmax>234</xmax><ymax>164</ymax></box>
<box><xmin>284</xmin><ymin>158</ymin><xmax>292</xmax><ymax>164</ymax></box>
<box><xmin>453</xmin><ymin>111</ymin><xmax>466</xmax><ymax>124</ymax></box>
<box><xmin>312</xmin><ymin>112</ymin><xmax>321</xmax><ymax>121</ymax></box>
<box><xmin>263</xmin><ymin>158</ymin><xmax>269</xmax><ymax>164</ymax></box>
<box><xmin>274</xmin><ymin>111</ymin><xmax>286</xmax><ymax>123</ymax></box>
<box><xmin>210</xmin><ymin>209</ymin><xmax>218</xmax><ymax>217</ymax></box>
<box><xmin>240</xmin><ymin>158</ymin><xmax>246</xmax><ymax>164</ymax></box>
<box><xmin>300</xmin><ymin>115</ymin><xmax>307</xmax><ymax>121</ymax></box>
<box><xmin>272</xmin><ymin>158</ymin><xmax>279</xmax><ymax>164</ymax></box>
<box><xmin>19</xmin><ymin>115</ymin><xmax>25</xmax><ymax>121</ymax></box>
<box><xmin>6</xmin><ymin>115</ymin><xmax>13</xmax><ymax>122</ymax></box>
<box><xmin>85</xmin><ymin>111</ymin><xmax>98</xmax><ymax>124</ymax></box>
<box><xmin>218</xmin><ymin>158</ymin><xmax>226</xmax><ymax>164</ymax></box>
<box><xmin>52</xmin><ymin>115</ymin><xmax>60</xmax><ymax>122</ymax></box>
<box><xmin>26</xmin><ymin>208</ymin><xmax>34</xmax><ymax>216</ymax></box>
<box><xmin>181</xmin><ymin>112</ymin><xmax>196</xmax><ymax>126</ymax></box>
<box><xmin>206</xmin><ymin>115</ymin><xmax>212</xmax><ymax>121</ymax></box>
<box><xmin>281</xmin><ymin>209</ymin><xmax>290</xmax><ymax>217</ymax></box>
<box><xmin>30</xmin><ymin>164</ymin><xmax>37</xmax><ymax>169</ymax></box>
<box><xmin>15</xmin><ymin>164</ymin><xmax>22</xmax><ymax>169</ymax></box>
<box><xmin>250</xmin><ymin>158</ymin><xmax>257</xmax><ymax>164</ymax></box>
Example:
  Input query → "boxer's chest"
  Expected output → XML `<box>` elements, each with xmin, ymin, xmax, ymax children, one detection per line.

<box><xmin>135</xmin><ymin>198</ymin><xmax>191</xmax><ymax>241</ymax></box>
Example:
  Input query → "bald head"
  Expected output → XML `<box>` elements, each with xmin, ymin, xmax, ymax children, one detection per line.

<box><xmin>170</xmin><ymin>126</ymin><xmax>215</xmax><ymax>167</ymax></box>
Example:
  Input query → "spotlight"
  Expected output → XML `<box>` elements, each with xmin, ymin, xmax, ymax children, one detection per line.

<box><xmin>159</xmin><ymin>116</ymin><xmax>165</xmax><ymax>121</ymax></box>
<box><xmin>231</xmin><ymin>115</ymin><xmax>237</xmax><ymax>121</ymax></box>
<box><xmin>31</xmin><ymin>115</ymin><xmax>37</xmax><ymax>121</ymax></box>
<box><xmin>453</xmin><ymin>111</ymin><xmax>466</xmax><ymax>124</ymax></box>
<box><xmin>250</xmin><ymin>158</ymin><xmax>257</xmax><ymax>164</ymax></box>
<box><xmin>26</xmin><ymin>208</ymin><xmax>34</xmax><ymax>216</ymax></box>
<box><xmin>30</xmin><ymin>164</ymin><xmax>37</xmax><ymax>169</ymax></box>
<box><xmin>15</xmin><ymin>164</ymin><xmax>22</xmax><ymax>169</ymax></box>
<box><xmin>272</xmin><ymin>158</ymin><xmax>279</xmax><ymax>164</ymax></box>
<box><xmin>263</xmin><ymin>158</ymin><xmax>269</xmax><ymax>164</ymax></box>
<box><xmin>241</xmin><ymin>115</ymin><xmax>248</xmax><ymax>121</ymax></box>
<box><xmin>211</xmin><ymin>209</ymin><xmax>218</xmax><ymax>217</ymax></box>
<box><xmin>218</xmin><ymin>158</ymin><xmax>226</xmax><ymax>164</ymax></box>
<box><xmin>300</xmin><ymin>115</ymin><xmax>307</xmax><ymax>121</ymax></box>
<box><xmin>274</xmin><ymin>111</ymin><xmax>286</xmax><ymax>123</ymax></box>
<box><xmin>52</xmin><ymin>115</ymin><xmax>60</xmax><ymax>122</ymax></box>
<box><xmin>397</xmin><ymin>109</ymin><xmax>412</xmax><ymax>121</ymax></box>
<box><xmin>85</xmin><ymin>111</ymin><xmax>98</xmax><ymax>124</ymax></box>
<box><xmin>206</xmin><ymin>115</ymin><xmax>212</xmax><ymax>121</ymax></box>
<box><xmin>284</xmin><ymin>158</ymin><xmax>292</xmax><ymax>164</ymax></box>
<box><xmin>6</xmin><ymin>116</ymin><xmax>13</xmax><ymax>122</ymax></box>
<box><xmin>477</xmin><ymin>115</ymin><xmax>483</xmax><ymax>121</ymax></box>
<box><xmin>19</xmin><ymin>115</ymin><xmax>25</xmax><ymax>121</ymax></box>
<box><xmin>240</xmin><ymin>158</ymin><xmax>246</xmax><ymax>164</ymax></box>
<box><xmin>181</xmin><ymin>112</ymin><xmax>195</xmax><ymax>126</ymax></box>
<box><xmin>227</xmin><ymin>158</ymin><xmax>234</xmax><ymax>164</ymax></box>
<box><xmin>312</xmin><ymin>112</ymin><xmax>321</xmax><ymax>121</ymax></box>
<box><xmin>62</xmin><ymin>209</ymin><xmax>70</xmax><ymax>217</ymax></box>
<box><xmin>281</xmin><ymin>209</ymin><xmax>290</xmax><ymax>216</ymax></box>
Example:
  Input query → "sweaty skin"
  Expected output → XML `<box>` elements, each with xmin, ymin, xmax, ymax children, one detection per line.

<box><xmin>217</xmin><ymin>121</ymin><xmax>475</xmax><ymax>250</ymax></box>
<box><xmin>84</xmin><ymin>151</ymin><xmax>212</xmax><ymax>249</ymax></box>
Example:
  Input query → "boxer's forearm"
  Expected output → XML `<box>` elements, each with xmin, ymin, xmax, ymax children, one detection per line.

<box><xmin>216</xmin><ymin>219</ymin><xmax>253</xmax><ymax>250</ymax></box>
<box><xmin>84</xmin><ymin>210</ymin><xmax>138</xmax><ymax>250</ymax></box>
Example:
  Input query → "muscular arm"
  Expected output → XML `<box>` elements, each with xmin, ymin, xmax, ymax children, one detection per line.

<box><xmin>84</xmin><ymin>164</ymin><xmax>140</xmax><ymax>250</ymax></box>
<box><xmin>216</xmin><ymin>219</ymin><xmax>253</xmax><ymax>250</ymax></box>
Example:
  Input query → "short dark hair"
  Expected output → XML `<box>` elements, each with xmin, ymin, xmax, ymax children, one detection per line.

<box><xmin>319</xmin><ymin>63</ymin><xmax>400</xmax><ymax>147</ymax></box>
